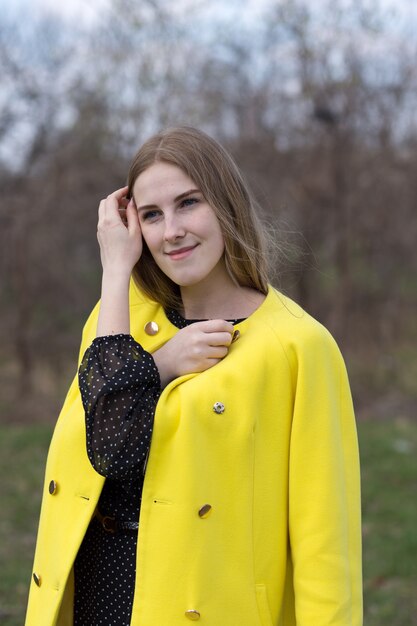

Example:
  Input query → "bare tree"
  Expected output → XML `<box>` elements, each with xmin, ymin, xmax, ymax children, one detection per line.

<box><xmin>0</xmin><ymin>0</ymin><xmax>416</xmax><ymax>419</ymax></box>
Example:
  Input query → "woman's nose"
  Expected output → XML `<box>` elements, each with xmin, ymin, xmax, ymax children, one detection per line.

<box><xmin>163</xmin><ymin>215</ymin><xmax>186</xmax><ymax>241</ymax></box>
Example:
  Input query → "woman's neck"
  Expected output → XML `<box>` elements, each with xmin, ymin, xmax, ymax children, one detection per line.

<box><xmin>180</xmin><ymin>282</ymin><xmax>266</xmax><ymax>320</ymax></box>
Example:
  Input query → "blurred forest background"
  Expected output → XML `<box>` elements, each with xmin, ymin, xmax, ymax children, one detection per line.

<box><xmin>1</xmin><ymin>0</ymin><xmax>416</xmax><ymax>422</ymax></box>
<box><xmin>0</xmin><ymin>0</ymin><xmax>416</xmax><ymax>624</ymax></box>
<box><xmin>0</xmin><ymin>0</ymin><xmax>416</xmax><ymax>421</ymax></box>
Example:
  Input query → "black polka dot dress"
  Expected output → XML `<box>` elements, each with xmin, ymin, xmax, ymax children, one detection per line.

<box><xmin>74</xmin><ymin>310</ymin><xmax>243</xmax><ymax>626</ymax></box>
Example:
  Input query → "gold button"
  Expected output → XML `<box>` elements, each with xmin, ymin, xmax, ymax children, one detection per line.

<box><xmin>185</xmin><ymin>609</ymin><xmax>200</xmax><ymax>620</ymax></box>
<box><xmin>232</xmin><ymin>329</ymin><xmax>240</xmax><ymax>343</ymax></box>
<box><xmin>213</xmin><ymin>402</ymin><xmax>225</xmax><ymax>414</ymax></box>
<box><xmin>48</xmin><ymin>480</ymin><xmax>58</xmax><ymax>495</ymax></box>
<box><xmin>144</xmin><ymin>321</ymin><xmax>159</xmax><ymax>336</ymax></box>
<box><xmin>198</xmin><ymin>504</ymin><xmax>212</xmax><ymax>518</ymax></box>
<box><xmin>33</xmin><ymin>573</ymin><xmax>42</xmax><ymax>587</ymax></box>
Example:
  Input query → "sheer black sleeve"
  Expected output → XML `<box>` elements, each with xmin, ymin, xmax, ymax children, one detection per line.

<box><xmin>78</xmin><ymin>334</ymin><xmax>161</xmax><ymax>480</ymax></box>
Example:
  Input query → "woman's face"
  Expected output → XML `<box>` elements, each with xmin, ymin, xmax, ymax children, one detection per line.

<box><xmin>133</xmin><ymin>162</ymin><xmax>228</xmax><ymax>290</ymax></box>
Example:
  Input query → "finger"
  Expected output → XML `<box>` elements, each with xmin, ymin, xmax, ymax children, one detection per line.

<box><xmin>191</xmin><ymin>357</ymin><xmax>222</xmax><ymax>373</ymax></box>
<box><xmin>207</xmin><ymin>331</ymin><xmax>235</xmax><ymax>347</ymax></box>
<box><xmin>98</xmin><ymin>199</ymin><xmax>119</xmax><ymax>227</ymax></box>
<box><xmin>127</xmin><ymin>198</ymin><xmax>136</xmax><ymax>211</ymax></box>
<box><xmin>99</xmin><ymin>200</ymin><xmax>123</xmax><ymax>227</ymax></box>
<box><xmin>203</xmin><ymin>357</ymin><xmax>224</xmax><ymax>370</ymax></box>
<box><xmin>108</xmin><ymin>185</ymin><xmax>129</xmax><ymax>200</ymax></box>
<box><xmin>102</xmin><ymin>189</ymin><xmax>130</xmax><ymax>222</ymax></box>
<box><xmin>197</xmin><ymin>319</ymin><xmax>235</xmax><ymax>334</ymax></box>
<box><xmin>118</xmin><ymin>208</ymin><xmax>127</xmax><ymax>226</ymax></box>
<box><xmin>125</xmin><ymin>199</ymin><xmax>141</xmax><ymax>234</ymax></box>
<box><xmin>206</xmin><ymin>345</ymin><xmax>229</xmax><ymax>359</ymax></box>
<box><xmin>102</xmin><ymin>186</ymin><xmax>130</xmax><ymax>217</ymax></box>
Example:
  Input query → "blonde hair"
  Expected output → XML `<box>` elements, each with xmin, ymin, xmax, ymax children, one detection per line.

<box><xmin>127</xmin><ymin>126</ymin><xmax>270</xmax><ymax>309</ymax></box>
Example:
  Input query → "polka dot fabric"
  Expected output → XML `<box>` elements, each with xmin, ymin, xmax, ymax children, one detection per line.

<box><xmin>75</xmin><ymin>333</ymin><xmax>161</xmax><ymax>626</ymax></box>
<box><xmin>78</xmin><ymin>333</ymin><xmax>161</xmax><ymax>481</ymax></box>
<box><xmin>74</xmin><ymin>518</ymin><xmax>137</xmax><ymax>626</ymax></box>
<box><xmin>74</xmin><ymin>311</ymin><xmax>244</xmax><ymax>626</ymax></box>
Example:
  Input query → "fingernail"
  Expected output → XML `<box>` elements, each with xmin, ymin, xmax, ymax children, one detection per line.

<box><xmin>232</xmin><ymin>329</ymin><xmax>240</xmax><ymax>343</ymax></box>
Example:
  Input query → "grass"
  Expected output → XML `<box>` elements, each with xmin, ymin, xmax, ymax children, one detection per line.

<box><xmin>360</xmin><ymin>416</ymin><xmax>417</xmax><ymax>625</ymax></box>
<box><xmin>0</xmin><ymin>424</ymin><xmax>53</xmax><ymax>626</ymax></box>
<box><xmin>0</xmin><ymin>417</ymin><xmax>415</xmax><ymax>626</ymax></box>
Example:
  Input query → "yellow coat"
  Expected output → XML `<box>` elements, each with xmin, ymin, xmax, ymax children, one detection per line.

<box><xmin>25</xmin><ymin>285</ymin><xmax>362</xmax><ymax>626</ymax></box>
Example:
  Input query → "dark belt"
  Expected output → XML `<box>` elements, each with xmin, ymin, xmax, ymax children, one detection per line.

<box><xmin>95</xmin><ymin>508</ymin><xmax>139</xmax><ymax>534</ymax></box>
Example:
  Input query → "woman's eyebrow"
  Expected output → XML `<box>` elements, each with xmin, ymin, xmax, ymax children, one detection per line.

<box><xmin>137</xmin><ymin>188</ymin><xmax>201</xmax><ymax>212</ymax></box>
<box><xmin>175</xmin><ymin>188</ymin><xmax>201</xmax><ymax>202</ymax></box>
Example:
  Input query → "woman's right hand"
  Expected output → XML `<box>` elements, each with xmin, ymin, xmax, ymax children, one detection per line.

<box><xmin>153</xmin><ymin>320</ymin><xmax>235</xmax><ymax>387</ymax></box>
<box><xmin>97</xmin><ymin>185</ymin><xmax>143</xmax><ymax>276</ymax></box>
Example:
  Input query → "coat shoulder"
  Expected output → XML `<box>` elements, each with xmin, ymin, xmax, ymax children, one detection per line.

<box><xmin>261</xmin><ymin>287</ymin><xmax>344</xmax><ymax>369</ymax></box>
<box><xmin>266</xmin><ymin>288</ymin><xmax>337</xmax><ymax>345</ymax></box>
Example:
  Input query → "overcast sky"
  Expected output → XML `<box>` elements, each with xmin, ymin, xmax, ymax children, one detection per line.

<box><xmin>1</xmin><ymin>0</ymin><xmax>108</xmax><ymax>27</ymax></box>
<box><xmin>4</xmin><ymin>0</ymin><xmax>417</xmax><ymax>25</ymax></box>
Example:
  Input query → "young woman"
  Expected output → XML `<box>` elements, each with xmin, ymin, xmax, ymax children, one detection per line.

<box><xmin>25</xmin><ymin>127</ymin><xmax>362</xmax><ymax>626</ymax></box>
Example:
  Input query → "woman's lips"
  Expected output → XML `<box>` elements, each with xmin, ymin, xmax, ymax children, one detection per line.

<box><xmin>165</xmin><ymin>244</ymin><xmax>198</xmax><ymax>261</ymax></box>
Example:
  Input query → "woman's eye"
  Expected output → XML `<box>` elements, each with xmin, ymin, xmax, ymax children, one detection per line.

<box><xmin>141</xmin><ymin>210</ymin><xmax>160</xmax><ymax>221</ymax></box>
<box><xmin>180</xmin><ymin>197</ymin><xmax>199</xmax><ymax>208</ymax></box>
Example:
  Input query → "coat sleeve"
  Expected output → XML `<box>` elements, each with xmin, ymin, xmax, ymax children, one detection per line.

<box><xmin>288</xmin><ymin>323</ymin><xmax>362</xmax><ymax>626</ymax></box>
